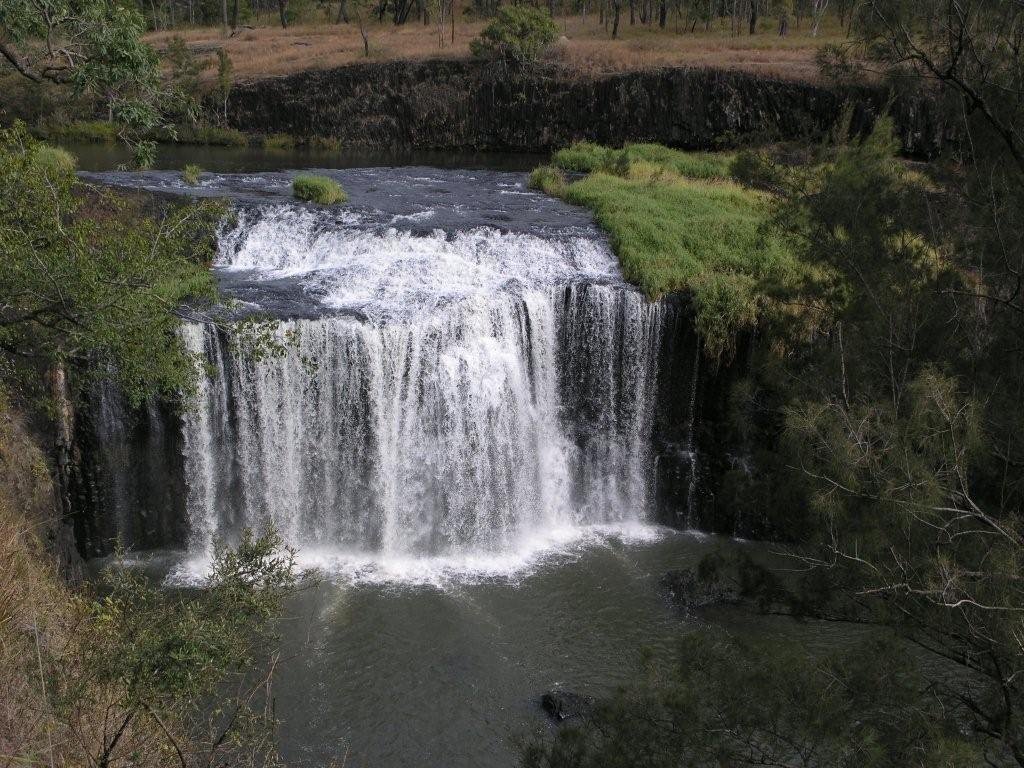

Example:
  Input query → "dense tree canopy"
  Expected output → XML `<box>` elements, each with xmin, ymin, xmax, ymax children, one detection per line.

<box><xmin>0</xmin><ymin>124</ymin><xmax>221</xmax><ymax>405</ymax></box>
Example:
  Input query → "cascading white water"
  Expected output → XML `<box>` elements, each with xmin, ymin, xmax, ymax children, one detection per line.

<box><xmin>178</xmin><ymin>199</ymin><xmax>670</xmax><ymax>568</ymax></box>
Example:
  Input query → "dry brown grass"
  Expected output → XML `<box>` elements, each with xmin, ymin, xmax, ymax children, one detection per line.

<box><xmin>147</xmin><ymin>14</ymin><xmax>846</xmax><ymax>84</ymax></box>
<box><xmin>0</xmin><ymin>393</ymin><xmax>174</xmax><ymax>768</ymax></box>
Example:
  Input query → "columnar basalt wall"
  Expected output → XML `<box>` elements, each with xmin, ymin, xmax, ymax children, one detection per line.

<box><xmin>225</xmin><ymin>60</ymin><xmax>947</xmax><ymax>156</ymax></box>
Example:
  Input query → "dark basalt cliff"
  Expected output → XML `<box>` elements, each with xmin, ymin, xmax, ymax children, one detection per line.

<box><xmin>226</xmin><ymin>58</ymin><xmax>947</xmax><ymax>155</ymax></box>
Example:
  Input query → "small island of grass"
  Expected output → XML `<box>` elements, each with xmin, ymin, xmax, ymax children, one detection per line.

<box><xmin>293</xmin><ymin>174</ymin><xmax>348</xmax><ymax>205</ymax></box>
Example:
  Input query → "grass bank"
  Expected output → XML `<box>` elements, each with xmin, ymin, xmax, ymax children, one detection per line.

<box><xmin>536</xmin><ymin>143</ymin><xmax>800</xmax><ymax>358</ymax></box>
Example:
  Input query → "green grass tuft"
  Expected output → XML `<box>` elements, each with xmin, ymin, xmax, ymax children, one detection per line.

<box><xmin>33</xmin><ymin>145</ymin><xmax>77</xmax><ymax>175</ymax></box>
<box><xmin>293</xmin><ymin>174</ymin><xmax>347</xmax><ymax>205</ymax></box>
<box><xmin>309</xmin><ymin>136</ymin><xmax>343</xmax><ymax>152</ymax></box>
<box><xmin>263</xmin><ymin>133</ymin><xmax>296</xmax><ymax>150</ymax></box>
<box><xmin>528</xmin><ymin>165</ymin><xmax>567</xmax><ymax>196</ymax></box>
<box><xmin>182</xmin><ymin>163</ymin><xmax>202</xmax><ymax>185</ymax></box>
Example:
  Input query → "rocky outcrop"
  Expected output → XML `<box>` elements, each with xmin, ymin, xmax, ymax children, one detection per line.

<box><xmin>226</xmin><ymin>59</ymin><xmax>948</xmax><ymax>156</ymax></box>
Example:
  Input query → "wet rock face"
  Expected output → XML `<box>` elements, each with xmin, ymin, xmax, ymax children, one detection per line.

<box><xmin>226</xmin><ymin>59</ymin><xmax>948</xmax><ymax>156</ymax></box>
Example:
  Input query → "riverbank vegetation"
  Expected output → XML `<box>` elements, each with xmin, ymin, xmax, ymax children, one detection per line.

<box><xmin>0</xmin><ymin>1</ymin><xmax>860</xmax><ymax>162</ymax></box>
<box><xmin>527</xmin><ymin>1</ymin><xmax>1024</xmax><ymax>765</ymax></box>
<box><xmin>0</xmin><ymin>393</ymin><xmax>299</xmax><ymax>766</ymax></box>
<box><xmin>533</xmin><ymin>141</ymin><xmax>798</xmax><ymax>358</ymax></box>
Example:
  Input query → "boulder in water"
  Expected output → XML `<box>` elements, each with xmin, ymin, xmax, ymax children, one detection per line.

<box><xmin>541</xmin><ymin>690</ymin><xmax>595</xmax><ymax>722</ymax></box>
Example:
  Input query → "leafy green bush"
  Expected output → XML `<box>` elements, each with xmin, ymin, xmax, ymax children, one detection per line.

<box><xmin>263</xmin><ymin>133</ymin><xmax>295</xmax><ymax>150</ymax></box>
<box><xmin>528</xmin><ymin>165</ymin><xmax>566</xmax><ymax>196</ymax></box>
<box><xmin>293</xmin><ymin>174</ymin><xmax>347</xmax><ymax>204</ymax></box>
<box><xmin>182</xmin><ymin>163</ymin><xmax>202</xmax><ymax>185</ymax></box>
<box><xmin>469</xmin><ymin>6</ymin><xmax>559</xmax><ymax>62</ymax></box>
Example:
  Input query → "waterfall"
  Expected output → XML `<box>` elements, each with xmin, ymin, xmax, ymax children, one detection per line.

<box><xmin>82</xmin><ymin>171</ymin><xmax>713</xmax><ymax>572</ymax></box>
<box><xmin>179</xmin><ymin>282</ymin><xmax>667</xmax><ymax>559</ymax></box>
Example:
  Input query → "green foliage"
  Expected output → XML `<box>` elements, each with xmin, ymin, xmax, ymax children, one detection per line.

<box><xmin>551</xmin><ymin>141</ymin><xmax>614</xmax><ymax>172</ymax></box>
<box><xmin>262</xmin><ymin>132</ymin><xmax>296</xmax><ymax>150</ymax></box>
<box><xmin>41</xmin><ymin>119</ymin><xmax>119</xmax><ymax>143</ymax></box>
<box><xmin>216</xmin><ymin>48</ymin><xmax>234</xmax><ymax>125</ymax></box>
<box><xmin>548</xmin><ymin>147</ymin><xmax>796</xmax><ymax>358</ymax></box>
<box><xmin>182</xmin><ymin>163</ymin><xmax>202</xmax><ymax>185</ymax></box>
<box><xmin>524</xmin><ymin>631</ymin><xmax>978</xmax><ymax>768</ymax></box>
<box><xmin>164</xmin><ymin>35</ymin><xmax>205</xmax><ymax>123</ymax></box>
<box><xmin>309</xmin><ymin>135</ymin><xmax>343</xmax><ymax>152</ymax></box>
<box><xmin>292</xmin><ymin>174</ymin><xmax>347</xmax><ymax>205</ymax></box>
<box><xmin>469</xmin><ymin>5</ymin><xmax>559</xmax><ymax>62</ymax></box>
<box><xmin>528</xmin><ymin>165</ymin><xmax>567</xmax><ymax>196</ymax></box>
<box><xmin>553</xmin><ymin>141</ymin><xmax>734</xmax><ymax>180</ymax></box>
<box><xmin>33</xmin><ymin>144</ymin><xmax>76</xmax><ymax>175</ymax></box>
<box><xmin>78</xmin><ymin>525</ymin><xmax>298</xmax><ymax>766</ymax></box>
<box><xmin>144</xmin><ymin>122</ymin><xmax>248</xmax><ymax>146</ymax></box>
<box><xmin>0</xmin><ymin>123</ymin><xmax>221</xmax><ymax>405</ymax></box>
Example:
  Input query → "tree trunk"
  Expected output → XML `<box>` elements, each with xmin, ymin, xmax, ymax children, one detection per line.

<box><xmin>748</xmin><ymin>2</ymin><xmax>757</xmax><ymax>33</ymax></box>
<box><xmin>278</xmin><ymin>0</ymin><xmax>288</xmax><ymax>27</ymax></box>
<box><xmin>612</xmin><ymin>0</ymin><xmax>620</xmax><ymax>36</ymax></box>
<box><xmin>658</xmin><ymin>0</ymin><xmax>666</xmax><ymax>28</ymax></box>
<box><xmin>336</xmin><ymin>0</ymin><xmax>349</xmax><ymax>22</ymax></box>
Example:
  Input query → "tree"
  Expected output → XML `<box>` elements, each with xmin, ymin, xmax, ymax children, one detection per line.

<box><xmin>55</xmin><ymin>526</ymin><xmax>297</xmax><ymax>768</ymax></box>
<box><xmin>0</xmin><ymin>125</ymin><xmax>220</xmax><ymax>407</ymax></box>
<box><xmin>0</xmin><ymin>0</ymin><xmax>164</xmax><ymax>159</ymax></box>
<box><xmin>216</xmin><ymin>47</ymin><xmax>234</xmax><ymax>124</ymax></box>
<box><xmin>469</xmin><ymin>6</ymin><xmax>559</xmax><ymax>62</ymax></box>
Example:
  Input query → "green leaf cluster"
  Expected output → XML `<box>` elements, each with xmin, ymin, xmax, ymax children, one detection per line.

<box><xmin>0</xmin><ymin>123</ymin><xmax>221</xmax><ymax>406</ymax></box>
<box><xmin>469</xmin><ymin>6</ymin><xmax>559</xmax><ymax>62</ymax></box>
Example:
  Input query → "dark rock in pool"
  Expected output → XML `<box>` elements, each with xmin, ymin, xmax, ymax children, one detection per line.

<box><xmin>541</xmin><ymin>690</ymin><xmax>595</xmax><ymax>722</ymax></box>
<box><xmin>659</xmin><ymin>567</ymin><xmax>739</xmax><ymax>612</ymax></box>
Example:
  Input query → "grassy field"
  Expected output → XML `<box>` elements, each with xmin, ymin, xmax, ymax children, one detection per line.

<box><xmin>535</xmin><ymin>143</ymin><xmax>801</xmax><ymax>358</ymax></box>
<box><xmin>146</xmin><ymin>14</ymin><xmax>847</xmax><ymax>84</ymax></box>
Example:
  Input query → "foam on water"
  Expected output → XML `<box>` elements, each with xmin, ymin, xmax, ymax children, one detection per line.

<box><xmin>216</xmin><ymin>204</ymin><xmax>620</xmax><ymax>319</ymax></box>
<box><xmin>164</xmin><ymin>522</ymin><xmax>672</xmax><ymax>589</ymax></box>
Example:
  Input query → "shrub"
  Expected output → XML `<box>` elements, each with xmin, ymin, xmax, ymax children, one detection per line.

<box><xmin>293</xmin><ymin>174</ymin><xmax>347</xmax><ymax>204</ymax></box>
<box><xmin>469</xmin><ymin>6</ymin><xmax>559</xmax><ymax>62</ymax></box>
<box><xmin>528</xmin><ymin>165</ymin><xmax>567</xmax><ymax>196</ymax></box>
<box><xmin>33</xmin><ymin>145</ymin><xmax>76</xmax><ymax>176</ymax></box>
<box><xmin>263</xmin><ymin>133</ymin><xmax>295</xmax><ymax>150</ymax></box>
<box><xmin>730</xmin><ymin>149</ymin><xmax>783</xmax><ymax>192</ymax></box>
<box><xmin>182</xmin><ymin>163</ymin><xmax>202</xmax><ymax>185</ymax></box>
